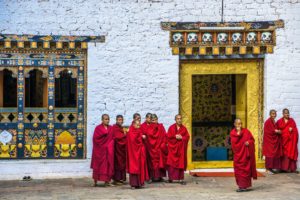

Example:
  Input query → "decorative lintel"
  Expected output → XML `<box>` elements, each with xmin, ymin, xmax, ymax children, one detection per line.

<box><xmin>161</xmin><ymin>20</ymin><xmax>284</xmax><ymax>56</ymax></box>
<box><xmin>0</xmin><ymin>34</ymin><xmax>105</xmax><ymax>50</ymax></box>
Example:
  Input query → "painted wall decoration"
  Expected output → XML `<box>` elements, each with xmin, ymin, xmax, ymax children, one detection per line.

<box><xmin>192</xmin><ymin>75</ymin><xmax>234</xmax><ymax>161</ymax></box>
<box><xmin>0</xmin><ymin>34</ymin><xmax>105</xmax><ymax>159</ymax></box>
<box><xmin>161</xmin><ymin>20</ymin><xmax>284</xmax><ymax>55</ymax></box>
<box><xmin>0</xmin><ymin>129</ymin><xmax>17</xmax><ymax>158</ymax></box>
<box><xmin>192</xmin><ymin>75</ymin><xmax>232</xmax><ymax>122</ymax></box>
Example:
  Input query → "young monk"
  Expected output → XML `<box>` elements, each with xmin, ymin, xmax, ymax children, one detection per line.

<box><xmin>140</xmin><ymin>113</ymin><xmax>153</xmax><ymax>182</ymax></box>
<box><xmin>112</xmin><ymin>115</ymin><xmax>127</xmax><ymax>185</ymax></box>
<box><xmin>127</xmin><ymin>120</ymin><xmax>149</xmax><ymax>189</ymax></box>
<box><xmin>230</xmin><ymin>119</ymin><xmax>257</xmax><ymax>192</ymax></box>
<box><xmin>263</xmin><ymin>109</ymin><xmax>282</xmax><ymax>174</ymax></box>
<box><xmin>277</xmin><ymin>108</ymin><xmax>298</xmax><ymax>173</ymax></box>
<box><xmin>141</xmin><ymin>113</ymin><xmax>152</xmax><ymax>135</ymax></box>
<box><xmin>133</xmin><ymin>113</ymin><xmax>141</xmax><ymax>124</ymax></box>
<box><xmin>145</xmin><ymin>114</ymin><xmax>168</xmax><ymax>182</ymax></box>
<box><xmin>90</xmin><ymin>114</ymin><xmax>114</xmax><ymax>187</ymax></box>
<box><xmin>166</xmin><ymin>114</ymin><xmax>190</xmax><ymax>185</ymax></box>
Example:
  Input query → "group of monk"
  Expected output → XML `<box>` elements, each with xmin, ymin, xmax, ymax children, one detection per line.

<box><xmin>90</xmin><ymin>108</ymin><xmax>298</xmax><ymax>192</ymax></box>
<box><xmin>90</xmin><ymin>113</ymin><xmax>190</xmax><ymax>189</ymax></box>
<box><xmin>231</xmin><ymin>108</ymin><xmax>299</xmax><ymax>192</ymax></box>
<box><xmin>263</xmin><ymin>108</ymin><xmax>299</xmax><ymax>174</ymax></box>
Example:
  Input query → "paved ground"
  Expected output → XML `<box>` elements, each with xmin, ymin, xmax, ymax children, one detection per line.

<box><xmin>0</xmin><ymin>173</ymin><xmax>299</xmax><ymax>200</ymax></box>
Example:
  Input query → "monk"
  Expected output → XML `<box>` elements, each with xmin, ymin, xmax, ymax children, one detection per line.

<box><xmin>112</xmin><ymin>115</ymin><xmax>127</xmax><ymax>185</ymax></box>
<box><xmin>133</xmin><ymin>113</ymin><xmax>141</xmax><ymax>123</ymax></box>
<box><xmin>127</xmin><ymin>120</ymin><xmax>149</xmax><ymax>189</ymax></box>
<box><xmin>277</xmin><ymin>108</ymin><xmax>298</xmax><ymax>173</ymax></box>
<box><xmin>145</xmin><ymin>114</ymin><xmax>167</xmax><ymax>182</ymax></box>
<box><xmin>263</xmin><ymin>110</ymin><xmax>282</xmax><ymax>174</ymax></box>
<box><xmin>230</xmin><ymin>119</ymin><xmax>257</xmax><ymax>192</ymax></box>
<box><xmin>90</xmin><ymin>114</ymin><xmax>114</xmax><ymax>187</ymax></box>
<box><xmin>140</xmin><ymin>113</ymin><xmax>153</xmax><ymax>182</ymax></box>
<box><xmin>166</xmin><ymin>114</ymin><xmax>190</xmax><ymax>185</ymax></box>
<box><xmin>141</xmin><ymin>113</ymin><xmax>152</xmax><ymax>135</ymax></box>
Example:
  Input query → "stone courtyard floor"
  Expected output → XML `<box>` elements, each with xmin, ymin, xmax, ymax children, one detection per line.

<box><xmin>0</xmin><ymin>173</ymin><xmax>299</xmax><ymax>200</ymax></box>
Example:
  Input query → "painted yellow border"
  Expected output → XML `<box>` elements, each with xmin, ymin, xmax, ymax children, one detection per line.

<box><xmin>180</xmin><ymin>60</ymin><xmax>264</xmax><ymax>169</ymax></box>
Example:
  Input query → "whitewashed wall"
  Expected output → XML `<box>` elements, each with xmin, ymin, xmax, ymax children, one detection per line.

<box><xmin>0</xmin><ymin>0</ymin><xmax>299</xmax><ymax>180</ymax></box>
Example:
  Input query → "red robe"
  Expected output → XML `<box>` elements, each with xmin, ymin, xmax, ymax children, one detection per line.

<box><xmin>230</xmin><ymin>128</ymin><xmax>257</xmax><ymax>189</ymax></box>
<box><xmin>141</xmin><ymin>122</ymin><xmax>151</xmax><ymax>135</ymax></box>
<box><xmin>166</xmin><ymin>124</ymin><xmax>190</xmax><ymax>172</ymax></box>
<box><xmin>263</xmin><ymin>118</ymin><xmax>282</xmax><ymax>169</ymax></box>
<box><xmin>112</xmin><ymin>124</ymin><xmax>127</xmax><ymax>181</ymax></box>
<box><xmin>91</xmin><ymin>124</ymin><xmax>114</xmax><ymax>182</ymax></box>
<box><xmin>145</xmin><ymin>123</ymin><xmax>168</xmax><ymax>179</ymax></box>
<box><xmin>276</xmin><ymin>118</ymin><xmax>298</xmax><ymax>171</ymax></box>
<box><xmin>126</xmin><ymin>125</ymin><xmax>149</xmax><ymax>186</ymax></box>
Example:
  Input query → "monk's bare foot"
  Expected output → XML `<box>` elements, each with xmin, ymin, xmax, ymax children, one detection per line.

<box><xmin>104</xmin><ymin>182</ymin><xmax>115</xmax><ymax>187</ymax></box>
<box><xmin>165</xmin><ymin>180</ymin><xmax>173</xmax><ymax>183</ymax></box>
<box><xmin>147</xmin><ymin>180</ymin><xmax>152</xmax><ymax>184</ymax></box>
<box><xmin>113</xmin><ymin>181</ymin><xmax>123</xmax><ymax>186</ymax></box>
<box><xmin>179</xmin><ymin>180</ymin><xmax>186</xmax><ymax>185</ymax></box>
<box><xmin>236</xmin><ymin>188</ymin><xmax>248</xmax><ymax>192</ymax></box>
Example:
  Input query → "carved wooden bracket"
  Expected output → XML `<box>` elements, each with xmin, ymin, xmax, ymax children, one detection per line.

<box><xmin>161</xmin><ymin>20</ymin><xmax>284</xmax><ymax>55</ymax></box>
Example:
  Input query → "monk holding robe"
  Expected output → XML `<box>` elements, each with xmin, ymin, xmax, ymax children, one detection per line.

<box><xmin>112</xmin><ymin>115</ymin><xmax>127</xmax><ymax>184</ymax></box>
<box><xmin>230</xmin><ymin>119</ymin><xmax>257</xmax><ymax>192</ymax></box>
<box><xmin>263</xmin><ymin>110</ymin><xmax>282</xmax><ymax>174</ymax></box>
<box><xmin>91</xmin><ymin>114</ymin><xmax>114</xmax><ymax>187</ymax></box>
<box><xmin>145</xmin><ymin>114</ymin><xmax>167</xmax><ymax>182</ymax></box>
<box><xmin>277</xmin><ymin>108</ymin><xmax>298</xmax><ymax>173</ymax></box>
<box><xmin>127</xmin><ymin>120</ymin><xmax>149</xmax><ymax>189</ymax></box>
<box><xmin>166</xmin><ymin>114</ymin><xmax>190</xmax><ymax>185</ymax></box>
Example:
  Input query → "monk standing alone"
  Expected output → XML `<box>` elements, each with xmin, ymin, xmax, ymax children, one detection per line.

<box><xmin>166</xmin><ymin>114</ymin><xmax>190</xmax><ymax>185</ymax></box>
<box><xmin>230</xmin><ymin>119</ymin><xmax>257</xmax><ymax>192</ymax></box>
<box><xmin>90</xmin><ymin>114</ymin><xmax>114</xmax><ymax>187</ymax></box>
<box><xmin>263</xmin><ymin>110</ymin><xmax>282</xmax><ymax>174</ymax></box>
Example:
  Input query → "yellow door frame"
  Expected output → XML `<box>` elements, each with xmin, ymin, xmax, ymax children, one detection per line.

<box><xmin>179</xmin><ymin>59</ymin><xmax>264</xmax><ymax>169</ymax></box>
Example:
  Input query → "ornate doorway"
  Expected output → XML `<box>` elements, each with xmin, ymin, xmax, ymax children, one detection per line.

<box><xmin>180</xmin><ymin>60</ymin><xmax>263</xmax><ymax>169</ymax></box>
<box><xmin>161</xmin><ymin>20</ymin><xmax>284</xmax><ymax>169</ymax></box>
<box><xmin>0</xmin><ymin>34</ymin><xmax>104</xmax><ymax>159</ymax></box>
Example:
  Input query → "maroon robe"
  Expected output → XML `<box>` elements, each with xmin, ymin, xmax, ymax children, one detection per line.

<box><xmin>112</xmin><ymin>124</ymin><xmax>127</xmax><ymax>182</ymax></box>
<box><xmin>230</xmin><ymin>128</ymin><xmax>257</xmax><ymax>189</ymax></box>
<box><xmin>126</xmin><ymin>125</ymin><xmax>149</xmax><ymax>187</ymax></box>
<box><xmin>263</xmin><ymin>118</ymin><xmax>282</xmax><ymax>170</ymax></box>
<box><xmin>91</xmin><ymin>124</ymin><xmax>114</xmax><ymax>182</ymax></box>
<box><xmin>145</xmin><ymin>123</ymin><xmax>168</xmax><ymax>179</ymax></box>
<box><xmin>166</xmin><ymin>123</ymin><xmax>190</xmax><ymax>181</ymax></box>
<box><xmin>277</xmin><ymin>118</ymin><xmax>298</xmax><ymax>172</ymax></box>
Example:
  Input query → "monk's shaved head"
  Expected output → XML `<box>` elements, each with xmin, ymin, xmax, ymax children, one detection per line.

<box><xmin>234</xmin><ymin>118</ymin><xmax>242</xmax><ymax>131</ymax></box>
<box><xmin>269</xmin><ymin>109</ymin><xmax>277</xmax><ymax>119</ymax></box>
<box><xmin>145</xmin><ymin>113</ymin><xmax>152</xmax><ymax>118</ymax></box>
<box><xmin>175</xmin><ymin>114</ymin><xmax>182</xmax><ymax>120</ymax></box>
<box><xmin>234</xmin><ymin>118</ymin><xmax>242</xmax><ymax>123</ymax></box>
<box><xmin>101</xmin><ymin>114</ymin><xmax>110</xmax><ymax>126</ymax></box>
<box><xmin>283</xmin><ymin>108</ymin><xmax>289</xmax><ymax>114</ymax></box>
<box><xmin>133</xmin><ymin>113</ymin><xmax>141</xmax><ymax>121</ymax></box>
<box><xmin>175</xmin><ymin>114</ymin><xmax>182</xmax><ymax>126</ymax></box>
<box><xmin>102</xmin><ymin>114</ymin><xmax>109</xmax><ymax>120</ymax></box>
<box><xmin>282</xmin><ymin>108</ymin><xmax>290</xmax><ymax>119</ymax></box>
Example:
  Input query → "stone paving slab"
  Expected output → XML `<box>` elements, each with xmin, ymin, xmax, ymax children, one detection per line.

<box><xmin>0</xmin><ymin>173</ymin><xmax>299</xmax><ymax>200</ymax></box>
